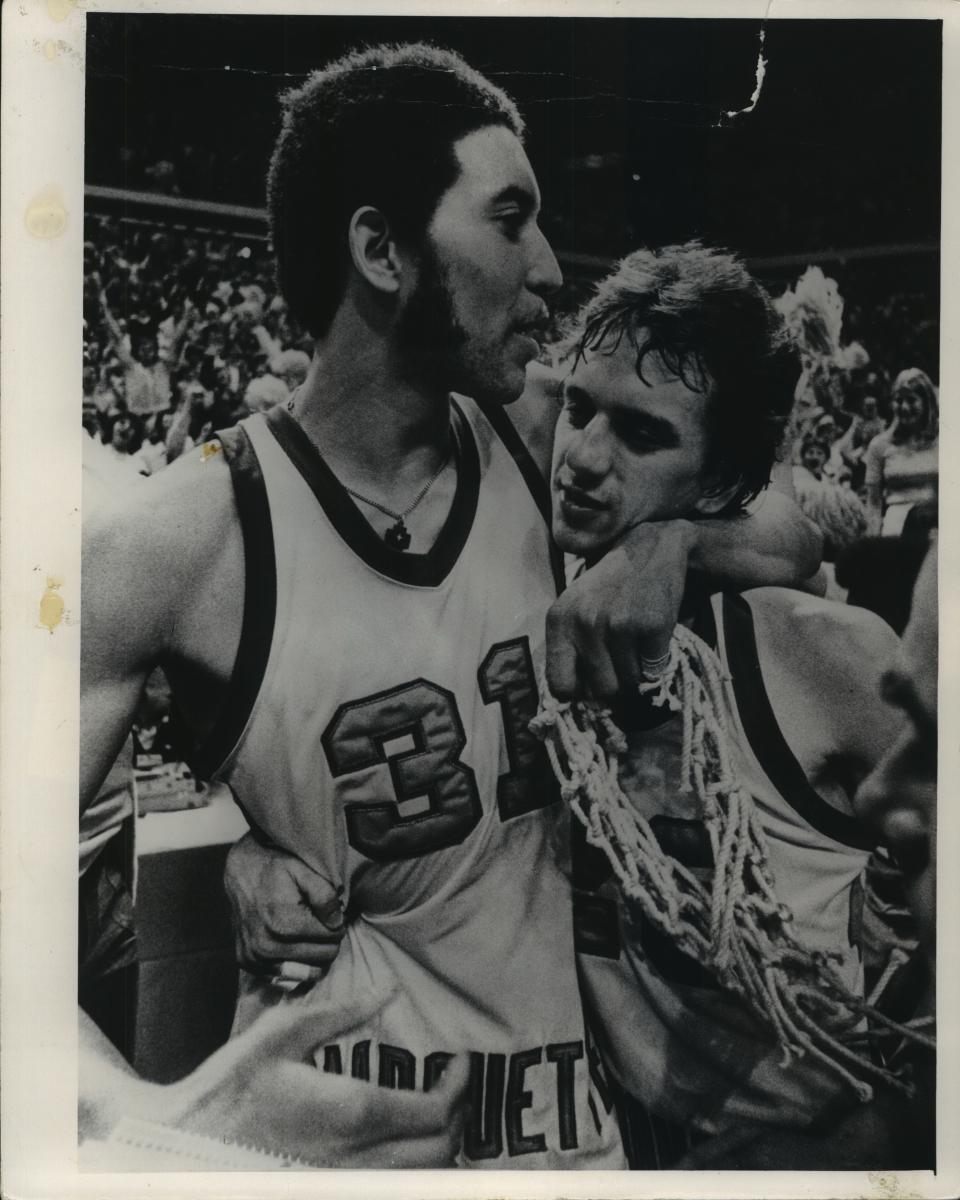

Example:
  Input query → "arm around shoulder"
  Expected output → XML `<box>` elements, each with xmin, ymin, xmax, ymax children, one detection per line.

<box><xmin>687</xmin><ymin>485</ymin><xmax>823</xmax><ymax>592</ymax></box>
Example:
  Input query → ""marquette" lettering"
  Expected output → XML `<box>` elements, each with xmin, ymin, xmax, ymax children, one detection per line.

<box><xmin>319</xmin><ymin>1038</ymin><xmax>586</xmax><ymax>1159</ymax></box>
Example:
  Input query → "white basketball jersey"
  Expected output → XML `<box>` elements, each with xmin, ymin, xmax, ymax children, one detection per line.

<box><xmin>573</xmin><ymin>591</ymin><xmax>873</xmax><ymax>1139</ymax></box>
<box><xmin>196</xmin><ymin>399</ymin><xmax>625</xmax><ymax>1169</ymax></box>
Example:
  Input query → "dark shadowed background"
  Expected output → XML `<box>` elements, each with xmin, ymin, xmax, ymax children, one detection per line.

<box><xmin>84</xmin><ymin>13</ymin><xmax>942</xmax><ymax>375</ymax></box>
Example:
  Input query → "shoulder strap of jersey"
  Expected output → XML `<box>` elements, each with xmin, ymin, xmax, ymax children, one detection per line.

<box><xmin>720</xmin><ymin>593</ymin><xmax>873</xmax><ymax>851</ymax></box>
<box><xmin>190</xmin><ymin>424</ymin><xmax>277</xmax><ymax>780</ymax></box>
<box><xmin>475</xmin><ymin>399</ymin><xmax>565</xmax><ymax>593</ymax></box>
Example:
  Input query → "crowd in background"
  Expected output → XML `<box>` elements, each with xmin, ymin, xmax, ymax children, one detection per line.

<box><xmin>770</xmin><ymin>266</ymin><xmax>939</xmax><ymax>617</ymax></box>
<box><xmin>82</xmin><ymin>212</ymin><xmax>938</xmax><ymax>630</ymax></box>
<box><xmin>81</xmin><ymin>215</ymin><xmax>313</xmax><ymax>502</ymax></box>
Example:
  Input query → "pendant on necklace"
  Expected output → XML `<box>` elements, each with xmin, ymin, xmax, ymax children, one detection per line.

<box><xmin>384</xmin><ymin>518</ymin><xmax>411</xmax><ymax>551</ymax></box>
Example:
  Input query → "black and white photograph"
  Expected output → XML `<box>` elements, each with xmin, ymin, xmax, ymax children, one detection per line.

<box><xmin>1</xmin><ymin>1</ymin><xmax>956</xmax><ymax>1196</ymax></box>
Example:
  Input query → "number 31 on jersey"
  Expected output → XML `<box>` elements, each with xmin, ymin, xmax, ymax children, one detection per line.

<box><xmin>321</xmin><ymin>637</ymin><xmax>556</xmax><ymax>861</ymax></box>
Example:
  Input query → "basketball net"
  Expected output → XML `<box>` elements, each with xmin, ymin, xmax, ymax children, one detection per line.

<box><xmin>531</xmin><ymin>624</ymin><xmax>933</xmax><ymax>1102</ymax></box>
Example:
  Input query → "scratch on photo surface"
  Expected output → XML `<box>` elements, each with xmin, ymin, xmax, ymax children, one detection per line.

<box><xmin>720</xmin><ymin>9</ymin><xmax>770</xmax><ymax>124</ymax></box>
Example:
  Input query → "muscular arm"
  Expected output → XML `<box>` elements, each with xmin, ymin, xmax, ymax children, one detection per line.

<box><xmin>81</xmin><ymin>498</ymin><xmax>177</xmax><ymax>810</ymax></box>
<box><xmin>688</xmin><ymin>474</ymin><xmax>822</xmax><ymax>590</ymax></box>
<box><xmin>83</xmin><ymin>446</ymin><xmax>246</xmax><ymax>808</ymax></box>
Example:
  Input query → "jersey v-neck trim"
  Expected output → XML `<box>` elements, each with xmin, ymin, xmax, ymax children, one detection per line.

<box><xmin>265</xmin><ymin>399</ymin><xmax>481</xmax><ymax>587</ymax></box>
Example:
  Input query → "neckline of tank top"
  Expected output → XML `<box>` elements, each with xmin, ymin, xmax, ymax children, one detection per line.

<box><xmin>263</xmin><ymin>400</ymin><xmax>483</xmax><ymax>589</ymax></box>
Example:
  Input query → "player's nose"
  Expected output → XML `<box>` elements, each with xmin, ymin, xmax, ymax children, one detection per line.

<box><xmin>565</xmin><ymin>419</ymin><xmax>611</xmax><ymax>480</ymax></box>
<box><xmin>526</xmin><ymin>224</ymin><xmax>563</xmax><ymax>297</ymax></box>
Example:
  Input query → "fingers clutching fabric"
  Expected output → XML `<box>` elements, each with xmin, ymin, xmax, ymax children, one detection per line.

<box><xmin>225</xmin><ymin>833</ymin><xmax>346</xmax><ymax>973</ymax></box>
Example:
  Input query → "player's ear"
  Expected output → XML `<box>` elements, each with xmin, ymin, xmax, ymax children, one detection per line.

<box><xmin>347</xmin><ymin>206</ymin><xmax>403</xmax><ymax>296</ymax></box>
<box><xmin>692</xmin><ymin>470</ymin><xmax>743</xmax><ymax>516</ymax></box>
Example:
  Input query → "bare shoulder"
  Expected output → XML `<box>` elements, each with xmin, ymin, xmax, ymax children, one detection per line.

<box><xmin>83</xmin><ymin>444</ymin><xmax>240</xmax><ymax>657</ymax></box>
<box><xmin>501</xmin><ymin>359</ymin><xmax>563</xmax><ymax>481</ymax></box>
<box><xmin>739</xmin><ymin>586</ymin><xmax>900</xmax><ymax>678</ymax></box>
<box><xmin>738</xmin><ymin>587</ymin><xmax>902</xmax><ymax>778</ymax></box>
<box><xmin>86</xmin><ymin>443</ymin><xmax>236</xmax><ymax>573</ymax></box>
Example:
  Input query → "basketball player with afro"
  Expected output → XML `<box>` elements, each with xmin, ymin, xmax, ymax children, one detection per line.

<box><xmin>80</xmin><ymin>46</ymin><xmax>820</xmax><ymax>1165</ymax></box>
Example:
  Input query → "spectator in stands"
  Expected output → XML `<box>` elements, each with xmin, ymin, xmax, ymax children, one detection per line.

<box><xmin>812</xmin><ymin>412</ymin><xmax>848</xmax><ymax>481</ymax></box>
<box><xmin>268</xmin><ymin>348</ymin><xmax>311</xmax><ymax>390</ymax></box>
<box><xmin>139</xmin><ymin>414</ymin><xmax>172</xmax><ymax>476</ymax></box>
<box><xmin>95</xmin><ymin>271</ymin><xmax>196</xmax><ymax>417</ymax></box>
<box><xmin>243</xmin><ymin>372</ymin><xmax>289</xmax><ymax>413</ymax></box>
<box><xmin>796</xmin><ymin>433</ymin><xmax>830</xmax><ymax>482</ymax></box>
<box><xmin>834</xmin><ymin>393</ymin><xmax>887</xmax><ymax>490</ymax></box>
<box><xmin>859</xmin><ymin>393</ymin><xmax>886</xmax><ymax>443</ymax></box>
<box><xmin>92</xmin><ymin>364</ymin><xmax>126</xmax><ymax>426</ymax></box>
<box><xmin>864</xmin><ymin>367</ymin><xmax>939</xmax><ymax>535</ymax></box>
<box><xmin>105</xmin><ymin>412</ymin><xmax>151</xmax><ymax>476</ymax></box>
<box><xmin>793</xmin><ymin>425</ymin><xmax>868</xmax><ymax>598</ymax></box>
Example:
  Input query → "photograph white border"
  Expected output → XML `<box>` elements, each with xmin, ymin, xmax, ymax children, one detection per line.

<box><xmin>2</xmin><ymin>1</ymin><xmax>957</xmax><ymax>1196</ymax></box>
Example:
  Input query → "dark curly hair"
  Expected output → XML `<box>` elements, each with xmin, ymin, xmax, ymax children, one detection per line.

<box><xmin>267</xmin><ymin>42</ymin><xmax>524</xmax><ymax>338</ymax></box>
<box><xmin>565</xmin><ymin>242</ymin><xmax>799</xmax><ymax>515</ymax></box>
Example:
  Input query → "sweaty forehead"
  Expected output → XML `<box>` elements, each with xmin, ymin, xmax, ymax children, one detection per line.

<box><xmin>574</xmin><ymin>339</ymin><xmax>710</xmax><ymax>408</ymax></box>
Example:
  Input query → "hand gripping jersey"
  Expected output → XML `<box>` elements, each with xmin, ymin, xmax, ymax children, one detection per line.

<box><xmin>195</xmin><ymin>399</ymin><xmax>625</xmax><ymax>1170</ymax></box>
<box><xmin>572</xmin><ymin>592</ymin><xmax>873</xmax><ymax>1153</ymax></box>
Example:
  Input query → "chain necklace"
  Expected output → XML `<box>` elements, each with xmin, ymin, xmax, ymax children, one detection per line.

<box><xmin>343</xmin><ymin>450</ymin><xmax>452</xmax><ymax>551</ymax></box>
<box><xmin>285</xmin><ymin>391</ymin><xmax>451</xmax><ymax>551</ymax></box>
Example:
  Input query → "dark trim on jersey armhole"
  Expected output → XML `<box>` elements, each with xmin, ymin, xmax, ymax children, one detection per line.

<box><xmin>477</xmin><ymin>400</ymin><xmax>565</xmax><ymax>594</ymax></box>
<box><xmin>689</xmin><ymin>591</ymin><xmax>719</xmax><ymax>651</ymax></box>
<box><xmin>190</xmin><ymin>425</ymin><xmax>277</xmax><ymax>780</ymax></box>
<box><xmin>264</xmin><ymin>403</ymin><xmax>480</xmax><ymax>588</ymax></box>
<box><xmin>721</xmin><ymin>593</ymin><xmax>874</xmax><ymax>852</ymax></box>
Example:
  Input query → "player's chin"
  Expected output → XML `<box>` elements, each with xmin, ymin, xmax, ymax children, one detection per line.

<box><xmin>479</xmin><ymin>360</ymin><xmax>529</xmax><ymax>407</ymax></box>
<box><xmin>551</xmin><ymin>513</ymin><xmax>610</xmax><ymax>559</ymax></box>
<box><xmin>504</xmin><ymin>333</ymin><xmax>542</xmax><ymax>378</ymax></box>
